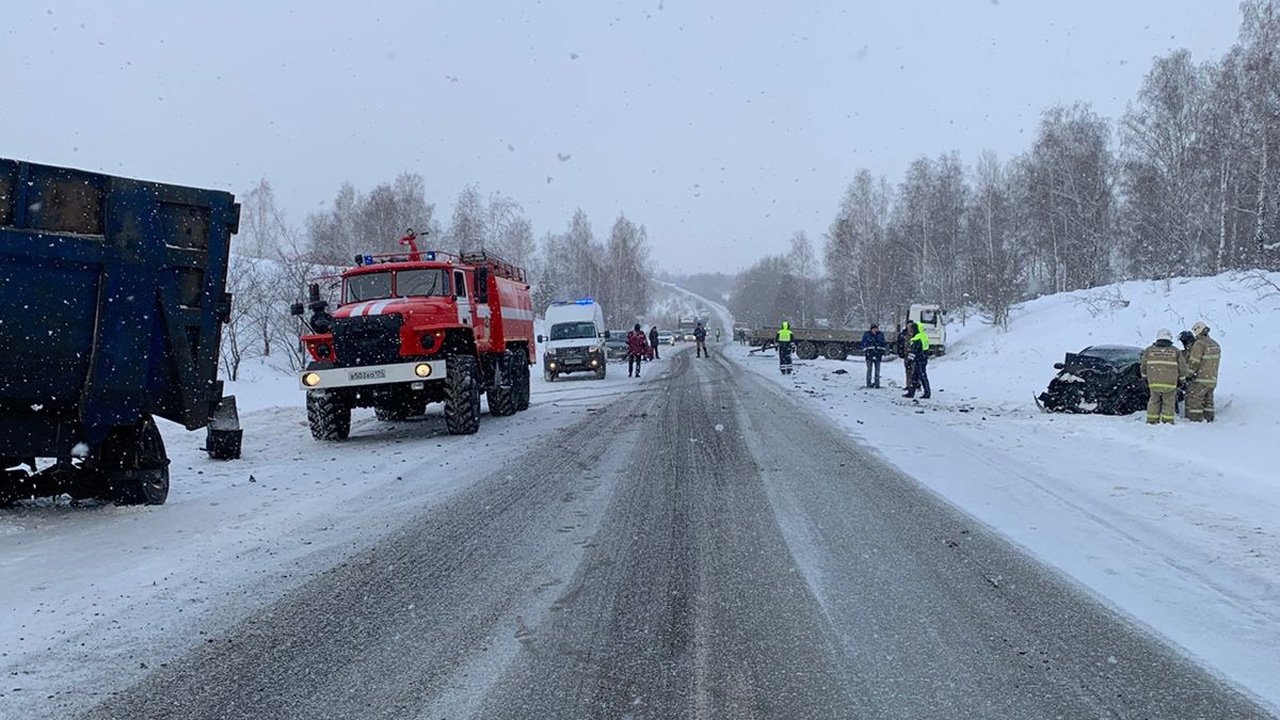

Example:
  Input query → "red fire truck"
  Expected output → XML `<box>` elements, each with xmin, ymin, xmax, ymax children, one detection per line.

<box><xmin>292</xmin><ymin>235</ymin><xmax>535</xmax><ymax>440</ymax></box>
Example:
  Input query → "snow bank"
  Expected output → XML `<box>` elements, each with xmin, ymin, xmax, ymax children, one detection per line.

<box><xmin>733</xmin><ymin>270</ymin><xmax>1280</xmax><ymax>711</ymax></box>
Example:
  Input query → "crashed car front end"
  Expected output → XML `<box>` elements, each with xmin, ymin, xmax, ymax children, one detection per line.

<box><xmin>1036</xmin><ymin>345</ymin><xmax>1148</xmax><ymax>416</ymax></box>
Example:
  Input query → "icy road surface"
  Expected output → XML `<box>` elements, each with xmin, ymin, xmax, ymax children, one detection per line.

<box><xmin>47</xmin><ymin>347</ymin><xmax>1269</xmax><ymax>720</ymax></box>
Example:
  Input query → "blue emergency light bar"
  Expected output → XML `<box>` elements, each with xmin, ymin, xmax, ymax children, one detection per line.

<box><xmin>575</xmin><ymin>297</ymin><xmax>594</xmax><ymax>305</ymax></box>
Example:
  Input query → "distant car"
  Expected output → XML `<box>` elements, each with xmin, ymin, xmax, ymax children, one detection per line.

<box><xmin>1036</xmin><ymin>344</ymin><xmax>1148</xmax><ymax>415</ymax></box>
<box><xmin>604</xmin><ymin>332</ymin><xmax>629</xmax><ymax>360</ymax></box>
<box><xmin>657</xmin><ymin>331</ymin><xmax>674</xmax><ymax>346</ymax></box>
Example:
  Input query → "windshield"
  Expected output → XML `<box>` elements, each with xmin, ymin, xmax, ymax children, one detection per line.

<box><xmin>396</xmin><ymin>269</ymin><xmax>449</xmax><ymax>297</ymax></box>
<box><xmin>344</xmin><ymin>272</ymin><xmax>392</xmax><ymax>303</ymax></box>
<box><xmin>1081</xmin><ymin>345</ymin><xmax>1141</xmax><ymax>367</ymax></box>
<box><xmin>550</xmin><ymin>322</ymin><xmax>597</xmax><ymax>341</ymax></box>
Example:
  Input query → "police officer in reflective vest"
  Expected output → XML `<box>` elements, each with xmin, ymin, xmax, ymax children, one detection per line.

<box><xmin>903</xmin><ymin>321</ymin><xmax>931</xmax><ymax>399</ymax></box>
<box><xmin>777</xmin><ymin>321</ymin><xmax>794</xmax><ymax>368</ymax></box>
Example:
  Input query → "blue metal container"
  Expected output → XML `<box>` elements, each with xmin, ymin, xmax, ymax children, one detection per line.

<box><xmin>0</xmin><ymin>158</ymin><xmax>241</xmax><ymax>504</ymax></box>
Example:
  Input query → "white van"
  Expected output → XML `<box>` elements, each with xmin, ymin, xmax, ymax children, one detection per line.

<box><xmin>539</xmin><ymin>299</ymin><xmax>608</xmax><ymax>380</ymax></box>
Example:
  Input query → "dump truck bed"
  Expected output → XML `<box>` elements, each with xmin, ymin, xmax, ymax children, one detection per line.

<box><xmin>0</xmin><ymin>158</ymin><xmax>239</xmax><ymax>457</ymax></box>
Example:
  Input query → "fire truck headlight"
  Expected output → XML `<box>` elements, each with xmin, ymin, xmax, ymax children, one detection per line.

<box><xmin>302</xmin><ymin>372</ymin><xmax>321</xmax><ymax>387</ymax></box>
<box><xmin>414</xmin><ymin>363</ymin><xmax>432</xmax><ymax>378</ymax></box>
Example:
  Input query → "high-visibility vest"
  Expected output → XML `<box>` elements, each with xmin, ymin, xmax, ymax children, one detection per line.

<box><xmin>777</xmin><ymin>322</ymin><xmax>793</xmax><ymax>343</ymax></box>
<box><xmin>911</xmin><ymin>327</ymin><xmax>930</xmax><ymax>352</ymax></box>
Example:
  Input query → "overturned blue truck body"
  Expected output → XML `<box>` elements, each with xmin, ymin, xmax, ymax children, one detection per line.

<box><xmin>0</xmin><ymin>158</ymin><xmax>241</xmax><ymax>505</ymax></box>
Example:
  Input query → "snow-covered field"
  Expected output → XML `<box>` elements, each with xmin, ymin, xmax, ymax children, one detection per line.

<box><xmin>0</xmin><ymin>348</ymin><xmax>677</xmax><ymax>719</ymax></box>
<box><xmin>733</xmin><ymin>270</ymin><xmax>1280</xmax><ymax>711</ymax></box>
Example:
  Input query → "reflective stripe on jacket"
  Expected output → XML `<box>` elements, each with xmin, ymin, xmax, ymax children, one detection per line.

<box><xmin>1140</xmin><ymin>341</ymin><xmax>1186</xmax><ymax>391</ymax></box>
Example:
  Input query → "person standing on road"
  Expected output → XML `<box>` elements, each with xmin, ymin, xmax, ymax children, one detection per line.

<box><xmin>860</xmin><ymin>324</ymin><xmax>887</xmax><ymax>388</ymax></box>
<box><xmin>1140</xmin><ymin>328</ymin><xmax>1186</xmax><ymax>425</ymax></box>
<box><xmin>777</xmin><ymin>321</ymin><xmax>794</xmax><ymax>369</ymax></box>
<box><xmin>648</xmin><ymin>325</ymin><xmax>660</xmax><ymax>360</ymax></box>
<box><xmin>903</xmin><ymin>321</ymin><xmax>931</xmax><ymax>399</ymax></box>
<box><xmin>694</xmin><ymin>322</ymin><xmax>708</xmax><ymax>358</ymax></box>
<box><xmin>895</xmin><ymin>322</ymin><xmax>914</xmax><ymax>393</ymax></box>
<box><xmin>1185</xmin><ymin>321</ymin><xmax>1221</xmax><ymax>422</ymax></box>
<box><xmin>715</xmin><ymin>327</ymin><xmax>722</xmax><ymax>343</ymax></box>
<box><xmin>626</xmin><ymin>323</ymin><xmax>648</xmax><ymax>378</ymax></box>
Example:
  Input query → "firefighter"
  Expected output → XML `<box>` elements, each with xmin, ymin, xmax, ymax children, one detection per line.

<box><xmin>777</xmin><ymin>321</ymin><xmax>794</xmax><ymax>371</ymax></box>
<box><xmin>895</xmin><ymin>322</ymin><xmax>914</xmax><ymax>391</ymax></box>
<box><xmin>1140</xmin><ymin>328</ymin><xmax>1186</xmax><ymax>425</ymax></box>
<box><xmin>1185</xmin><ymin>321</ymin><xmax>1221</xmax><ymax>422</ymax></box>
<box><xmin>903</xmin><ymin>321</ymin><xmax>931</xmax><ymax>399</ymax></box>
<box><xmin>694</xmin><ymin>322</ymin><xmax>708</xmax><ymax>358</ymax></box>
<box><xmin>648</xmin><ymin>325</ymin><xmax>660</xmax><ymax>360</ymax></box>
<box><xmin>1176</xmin><ymin>329</ymin><xmax>1196</xmax><ymax>415</ymax></box>
<box><xmin>859</xmin><ymin>323</ymin><xmax>887</xmax><ymax>388</ymax></box>
<box><xmin>625</xmin><ymin>323</ymin><xmax>648</xmax><ymax>378</ymax></box>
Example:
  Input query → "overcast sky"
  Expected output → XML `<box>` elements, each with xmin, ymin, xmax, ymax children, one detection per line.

<box><xmin>1</xmin><ymin>1</ymin><xmax>1242</xmax><ymax>273</ymax></box>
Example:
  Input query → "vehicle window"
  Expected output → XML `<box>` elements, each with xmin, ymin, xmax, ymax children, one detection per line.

<box><xmin>919</xmin><ymin>310</ymin><xmax>938</xmax><ymax>325</ymax></box>
<box><xmin>344</xmin><ymin>272</ymin><xmax>392</xmax><ymax>303</ymax></box>
<box><xmin>397</xmin><ymin>269</ymin><xmax>449</xmax><ymax>297</ymax></box>
<box><xmin>453</xmin><ymin>270</ymin><xmax>467</xmax><ymax>298</ymax></box>
<box><xmin>550</xmin><ymin>322</ymin><xmax>597</xmax><ymax>341</ymax></box>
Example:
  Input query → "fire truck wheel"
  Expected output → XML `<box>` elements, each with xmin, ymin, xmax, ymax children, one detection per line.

<box><xmin>487</xmin><ymin>354</ymin><xmax>519</xmax><ymax>417</ymax></box>
<box><xmin>307</xmin><ymin>391</ymin><xmax>351</xmax><ymax>441</ymax></box>
<box><xmin>514</xmin><ymin>350</ymin><xmax>531</xmax><ymax>411</ymax></box>
<box><xmin>445</xmin><ymin>356</ymin><xmax>482</xmax><ymax>435</ymax></box>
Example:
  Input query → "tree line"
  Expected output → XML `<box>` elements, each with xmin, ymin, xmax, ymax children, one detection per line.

<box><xmin>220</xmin><ymin>177</ymin><xmax>654</xmax><ymax>380</ymax></box>
<box><xmin>731</xmin><ymin>0</ymin><xmax>1280</xmax><ymax>330</ymax></box>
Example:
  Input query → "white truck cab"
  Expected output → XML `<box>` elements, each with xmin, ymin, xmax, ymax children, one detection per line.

<box><xmin>539</xmin><ymin>299</ymin><xmax>608</xmax><ymax>380</ymax></box>
<box><xmin>908</xmin><ymin>304</ymin><xmax>947</xmax><ymax>355</ymax></box>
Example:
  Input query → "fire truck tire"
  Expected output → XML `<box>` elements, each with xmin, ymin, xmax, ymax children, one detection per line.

<box><xmin>445</xmin><ymin>356</ymin><xmax>482</xmax><ymax>435</ymax></box>
<box><xmin>487</xmin><ymin>354</ymin><xmax>519</xmax><ymax>417</ymax></box>
<box><xmin>307</xmin><ymin>391</ymin><xmax>351</xmax><ymax>441</ymax></box>
<box><xmin>514</xmin><ymin>350</ymin><xmax>532</xmax><ymax>411</ymax></box>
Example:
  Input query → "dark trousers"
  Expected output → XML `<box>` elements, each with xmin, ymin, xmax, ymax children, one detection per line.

<box><xmin>909</xmin><ymin>355</ymin><xmax>930</xmax><ymax>397</ymax></box>
<box><xmin>651</xmin><ymin>342</ymin><xmax>659</xmax><ymax>360</ymax></box>
<box><xmin>864</xmin><ymin>351</ymin><xmax>882</xmax><ymax>387</ymax></box>
<box><xmin>778</xmin><ymin>341</ymin><xmax>792</xmax><ymax>366</ymax></box>
<box><xmin>696</xmin><ymin>340</ymin><xmax>707</xmax><ymax>357</ymax></box>
<box><xmin>628</xmin><ymin>354</ymin><xmax>643</xmax><ymax>376</ymax></box>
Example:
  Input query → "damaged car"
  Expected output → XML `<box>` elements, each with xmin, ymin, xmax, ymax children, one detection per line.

<box><xmin>1036</xmin><ymin>344</ymin><xmax>1148</xmax><ymax>415</ymax></box>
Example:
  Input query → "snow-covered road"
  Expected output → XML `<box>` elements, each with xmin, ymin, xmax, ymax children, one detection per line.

<box><xmin>3</xmin><ymin>343</ymin><xmax>1268</xmax><ymax>719</ymax></box>
<box><xmin>0</xmin><ymin>351</ymin><xmax>678</xmax><ymax>719</ymax></box>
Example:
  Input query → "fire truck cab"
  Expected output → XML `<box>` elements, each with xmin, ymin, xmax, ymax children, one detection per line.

<box><xmin>293</xmin><ymin>241</ymin><xmax>535</xmax><ymax>440</ymax></box>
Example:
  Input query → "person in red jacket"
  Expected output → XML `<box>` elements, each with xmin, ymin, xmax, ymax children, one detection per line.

<box><xmin>626</xmin><ymin>323</ymin><xmax>649</xmax><ymax>378</ymax></box>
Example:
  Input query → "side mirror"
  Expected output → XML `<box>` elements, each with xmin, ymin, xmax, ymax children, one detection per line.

<box><xmin>1053</xmin><ymin>362</ymin><xmax>1065</xmax><ymax>370</ymax></box>
<box><xmin>474</xmin><ymin>267</ymin><xmax>489</xmax><ymax>304</ymax></box>
<box><xmin>290</xmin><ymin>302</ymin><xmax>304</xmax><ymax>317</ymax></box>
<box><xmin>537</xmin><ymin>335</ymin><xmax>545</xmax><ymax>344</ymax></box>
